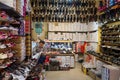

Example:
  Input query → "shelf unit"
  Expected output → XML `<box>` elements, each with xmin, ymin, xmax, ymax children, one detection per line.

<box><xmin>30</xmin><ymin>0</ymin><xmax>97</xmax><ymax>22</ymax></box>
<box><xmin>99</xmin><ymin>12</ymin><xmax>120</xmax><ymax>67</ymax></box>
<box><xmin>0</xmin><ymin>30</ymin><xmax>18</xmax><ymax>69</ymax></box>
<box><xmin>46</xmin><ymin>53</ymin><xmax>74</xmax><ymax>56</ymax></box>
<box><xmin>45</xmin><ymin>40</ymin><xmax>75</xmax><ymax>69</ymax></box>
<box><xmin>86</xmin><ymin>52</ymin><xmax>120</xmax><ymax>67</ymax></box>
<box><xmin>48</xmin><ymin>22</ymin><xmax>98</xmax><ymax>42</ymax></box>
<box><xmin>0</xmin><ymin>2</ymin><xmax>25</xmax><ymax>70</ymax></box>
<box><xmin>48</xmin><ymin>30</ymin><xmax>98</xmax><ymax>33</ymax></box>
<box><xmin>46</xmin><ymin>40</ymin><xmax>73</xmax><ymax>43</ymax></box>
<box><xmin>46</xmin><ymin>53</ymin><xmax>75</xmax><ymax>69</ymax></box>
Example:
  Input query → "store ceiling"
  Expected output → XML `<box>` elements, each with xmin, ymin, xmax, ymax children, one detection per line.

<box><xmin>30</xmin><ymin>0</ymin><xmax>98</xmax><ymax>23</ymax></box>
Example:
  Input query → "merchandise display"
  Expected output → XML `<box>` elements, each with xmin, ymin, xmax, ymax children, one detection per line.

<box><xmin>31</xmin><ymin>0</ymin><xmax>97</xmax><ymax>22</ymax></box>
<box><xmin>0</xmin><ymin>1</ymin><xmax>29</xmax><ymax>80</ymax></box>
<box><xmin>48</xmin><ymin>22</ymin><xmax>98</xmax><ymax>41</ymax></box>
<box><xmin>44</xmin><ymin>41</ymin><xmax>75</xmax><ymax>70</ymax></box>
<box><xmin>0</xmin><ymin>59</ymin><xmax>46</xmax><ymax>80</ymax></box>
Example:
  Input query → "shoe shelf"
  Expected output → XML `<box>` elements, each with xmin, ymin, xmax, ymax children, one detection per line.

<box><xmin>101</xmin><ymin>38</ymin><xmax>120</xmax><ymax>41</ymax></box>
<box><xmin>46</xmin><ymin>40</ymin><xmax>73</xmax><ymax>43</ymax></box>
<box><xmin>46</xmin><ymin>53</ymin><xmax>74</xmax><ymax>56</ymax></box>
<box><xmin>0</xmin><ymin>29</ymin><xmax>11</xmax><ymax>31</ymax></box>
<box><xmin>48</xmin><ymin>30</ymin><xmax>98</xmax><ymax>33</ymax></box>
<box><xmin>74</xmin><ymin>41</ymin><xmax>98</xmax><ymax>43</ymax></box>
<box><xmin>101</xmin><ymin>45</ymin><xmax>120</xmax><ymax>51</ymax></box>
<box><xmin>0</xmin><ymin>3</ymin><xmax>25</xmax><ymax>73</ymax></box>
<box><xmin>0</xmin><ymin>18</ymin><xmax>9</xmax><ymax>22</ymax></box>
<box><xmin>101</xmin><ymin>42</ymin><xmax>120</xmax><ymax>46</ymax></box>
<box><xmin>0</xmin><ymin>60</ymin><xmax>16</xmax><ymax>69</ymax></box>
<box><xmin>0</xmin><ymin>47</ymin><xmax>11</xmax><ymax>52</ymax></box>
<box><xmin>102</xmin><ymin>20</ymin><xmax>120</xmax><ymax>25</ymax></box>
<box><xmin>101</xmin><ymin>32</ymin><xmax>120</xmax><ymax>35</ymax></box>
<box><xmin>98</xmin><ymin>22</ymin><xmax>120</xmax><ymax>67</ymax></box>
<box><xmin>44</xmin><ymin>40</ymin><xmax>75</xmax><ymax>69</ymax></box>
<box><xmin>100</xmin><ymin>24</ymin><xmax>120</xmax><ymax>47</ymax></box>
<box><xmin>30</xmin><ymin>0</ymin><xmax>97</xmax><ymax>22</ymax></box>
<box><xmin>0</xmin><ymin>19</ymin><xmax>20</xmax><ymax>26</ymax></box>
<box><xmin>86</xmin><ymin>51</ymin><xmax>120</xmax><ymax>67</ymax></box>
<box><xmin>46</xmin><ymin>53</ymin><xmax>75</xmax><ymax>69</ymax></box>
<box><xmin>88</xmin><ymin>53</ymin><xmax>112</xmax><ymax>65</ymax></box>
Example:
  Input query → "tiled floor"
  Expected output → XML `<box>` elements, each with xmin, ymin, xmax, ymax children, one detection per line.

<box><xmin>46</xmin><ymin>63</ymin><xmax>93</xmax><ymax>80</ymax></box>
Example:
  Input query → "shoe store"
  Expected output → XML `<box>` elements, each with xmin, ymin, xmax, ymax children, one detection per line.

<box><xmin>0</xmin><ymin>0</ymin><xmax>120</xmax><ymax>80</ymax></box>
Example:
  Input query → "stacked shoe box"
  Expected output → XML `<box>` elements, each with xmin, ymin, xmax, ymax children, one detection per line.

<box><xmin>102</xmin><ymin>65</ymin><xmax>120</xmax><ymax>80</ymax></box>
<box><xmin>57</xmin><ymin>55</ymin><xmax>75</xmax><ymax>69</ymax></box>
<box><xmin>21</xmin><ymin>37</ymin><xmax>26</xmax><ymax>61</ymax></box>
<box><xmin>12</xmin><ymin>36</ymin><xmax>26</xmax><ymax>61</ymax></box>
<box><xmin>70</xmin><ymin>56</ymin><xmax>75</xmax><ymax>68</ymax></box>
<box><xmin>16</xmin><ymin>0</ymin><xmax>23</xmax><ymax>15</ymax></box>
<box><xmin>65</xmin><ymin>56</ymin><xmax>71</xmax><ymax>67</ymax></box>
<box><xmin>16</xmin><ymin>0</ymin><xmax>27</xmax><ymax>16</ymax></box>
<box><xmin>59</xmin><ymin>56</ymin><xmax>66</xmax><ymax>68</ymax></box>
<box><xmin>48</xmin><ymin>22</ymin><xmax>98</xmax><ymax>41</ymax></box>
<box><xmin>88</xmin><ymin>60</ymin><xmax>106</xmax><ymax>80</ymax></box>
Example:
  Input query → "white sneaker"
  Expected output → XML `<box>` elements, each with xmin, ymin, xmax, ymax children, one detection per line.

<box><xmin>0</xmin><ymin>26</ymin><xmax>8</xmax><ymax>30</ymax></box>
<box><xmin>9</xmin><ymin>27</ymin><xmax>18</xmax><ymax>31</ymax></box>
<box><xmin>0</xmin><ymin>53</ymin><xmax>7</xmax><ymax>59</ymax></box>
<box><xmin>0</xmin><ymin>44</ymin><xmax>6</xmax><ymax>49</ymax></box>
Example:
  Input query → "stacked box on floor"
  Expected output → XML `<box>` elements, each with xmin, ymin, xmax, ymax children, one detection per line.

<box><xmin>102</xmin><ymin>65</ymin><xmax>120</xmax><ymax>80</ymax></box>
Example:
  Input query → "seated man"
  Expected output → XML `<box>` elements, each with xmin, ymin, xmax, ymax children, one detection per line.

<box><xmin>33</xmin><ymin>40</ymin><xmax>46</xmax><ymax>65</ymax></box>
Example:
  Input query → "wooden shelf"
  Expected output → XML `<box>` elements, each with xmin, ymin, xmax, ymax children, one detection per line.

<box><xmin>0</xmin><ymin>29</ymin><xmax>11</xmax><ymax>31</ymax></box>
<box><xmin>0</xmin><ymin>47</ymin><xmax>11</xmax><ymax>52</ymax></box>
<box><xmin>86</xmin><ymin>53</ymin><xmax>120</xmax><ymax>67</ymax></box>
<box><xmin>96</xmin><ymin>57</ymin><xmax>112</xmax><ymax>64</ymax></box>
<box><xmin>46</xmin><ymin>40</ymin><xmax>73</xmax><ymax>43</ymax></box>
<box><xmin>101</xmin><ymin>45</ymin><xmax>120</xmax><ymax>51</ymax></box>
<box><xmin>0</xmin><ymin>60</ymin><xmax>16</xmax><ymax>69</ymax></box>
<box><xmin>74</xmin><ymin>41</ymin><xmax>98</xmax><ymax>43</ymax></box>
<box><xmin>46</xmin><ymin>53</ymin><xmax>74</xmax><ymax>56</ymax></box>
<box><xmin>101</xmin><ymin>42</ymin><xmax>120</xmax><ymax>46</ymax></box>
<box><xmin>101</xmin><ymin>32</ymin><xmax>120</xmax><ymax>35</ymax></box>
<box><xmin>96</xmin><ymin>57</ymin><xmax>120</xmax><ymax>67</ymax></box>
<box><xmin>48</xmin><ymin>30</ymin><xmax>98</xmax><ymax>33</ymax></box>
<box><xmin>104</xmin><ymin>20</ymin><xmax>120</xmax><ymax>25</ymax></box>
<box><xmin>101</xmin><ymin>37</ymin><xmax>120</xmax><ymax>40</ymax></box>
<box><xmin>0</xmin><ymin>18</ymin><xmax>9</xmax><ymax>21</ymax></box>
